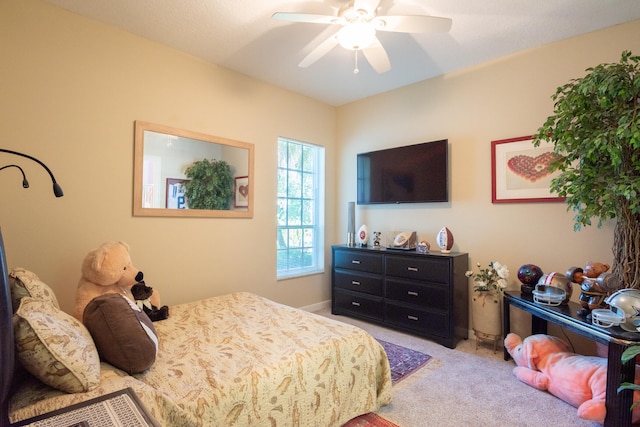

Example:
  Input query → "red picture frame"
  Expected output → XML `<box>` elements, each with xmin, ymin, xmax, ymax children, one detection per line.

<box><xmin>234</xmin><ymin>176</ymin><xmax>249</xmax><ymax>208</ymax></box>
<box><xmin>491</xmin><ymin>135</ymin><xmax>565</xmax><ymax>204</ymax></box>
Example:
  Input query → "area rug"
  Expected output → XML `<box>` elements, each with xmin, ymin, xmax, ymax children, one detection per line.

<box><xmin>377</xmin><ymin>339</ymin><xmax>431</xmax><ymax>384</ymax></box>
<box><xmin>343</xmin><ymin>412</ymin><xmax>400</xmax><ymax>427</ymax></box>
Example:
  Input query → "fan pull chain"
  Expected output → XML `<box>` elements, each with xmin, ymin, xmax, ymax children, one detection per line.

<box><xmin>354</xmin><ymin>50</ymin><xmax>360</xmax><ymax>74</ymax></box>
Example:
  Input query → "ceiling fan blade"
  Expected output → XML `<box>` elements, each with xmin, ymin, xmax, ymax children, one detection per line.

<box><xmin>299</xmin><ymin>33</ymin><xmax>339</xmax><ymax>68</ymax></box>
<box><xmin>272</xmin><ymin>12</ymin><xmax>342</xmax><ymax>25</ymax></box>
<box><xmin>362</xmin><ymin>37</ymin><xmax>390</xmax><ymax>73</ymax></box>
<box><xmin>374</xmin><ymin>15</ymin><xmax>452</xmax><ymax>33</ymax></box>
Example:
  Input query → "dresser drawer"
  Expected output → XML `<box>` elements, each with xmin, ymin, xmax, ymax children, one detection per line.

<box><xmin>333</xmin><ymin>289</ymin><xmax>383</xmax><ymax>320</ymax></box>
<box><xmin>334</xmin><ymin>249</ymin><xmax>383</xmax><ymax>274</ymax></box>
<box><xmin>384</xmin><ymin>302</ymin><xmax>449</xmax><ymax>338</ymax></box>
<box><xmin>334</xmin><ymin>269</ymin><xmax>383</xmax><ymax>296</ymax></box>
<box><xmin>385</xmin><ymin>278</ymin><xmax>448</xmax><ymax>311</ymax></box>
<box><xmin>385</xmin><ymin>255</ymin><xmax>449</xmax><ymax>283</ymax></box>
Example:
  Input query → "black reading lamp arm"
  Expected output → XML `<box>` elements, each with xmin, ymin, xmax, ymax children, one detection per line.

<box><xmin>0</xmin><ymin>149</ymin><xmax>63</xmax><ymax>197</ymax></box>
<box><xmin>0</xmin><ymin>165</ymin><xmax>29</xmax><ymax>189</ymax></box>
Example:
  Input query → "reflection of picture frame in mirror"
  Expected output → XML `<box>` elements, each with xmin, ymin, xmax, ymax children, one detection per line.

<box><xmin>133</xmin><ymin>120</ymin><xmax>254</xmax><ymax>218</ymax></box>
<box><xmin>234</xmin><ymin>176</ymin><xmax>249</xmax><ymax>208</ymax></box>
<box><xmin>166</xmin><ymin>178</ymin><xmax>189</xmax><ymax>209</ymax></box>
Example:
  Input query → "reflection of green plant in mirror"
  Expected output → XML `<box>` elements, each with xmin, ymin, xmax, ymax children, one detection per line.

<box><xmin>184</xmin><ymin>159</ymin><xmax>233</xmax><ymax>210</ymax></box>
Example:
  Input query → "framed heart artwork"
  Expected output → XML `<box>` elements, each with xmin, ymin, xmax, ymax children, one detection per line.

<box><xmin>491</xmin><ymin>135</ymin><xmax>566</xmax><ymax>203</ymax></box>
<box><xmin>234</xmin><ymin>176</ymin><xmax>249</xmax><ymax>208</ymax></box>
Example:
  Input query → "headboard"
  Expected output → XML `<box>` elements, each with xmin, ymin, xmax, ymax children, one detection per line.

<box><xmin>0</xmin><ymin>228</ymin><xmax>15</xmax><ymax>427</ymax></box>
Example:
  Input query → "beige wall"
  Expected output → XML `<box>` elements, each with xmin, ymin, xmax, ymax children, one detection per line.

<box><xmin>3</xmin><ymin>0</ymin><xmax>640</xmax><ymax>350</ymax></box>
<box><xmin>0</xmin><ymin>0</ymin><xmax>336</xmax><ymax>314</ymax></box>
<box><xmin>336</xmin><ymin>19</ymin><xmax>640</xmax><ymax>349</ymax></box>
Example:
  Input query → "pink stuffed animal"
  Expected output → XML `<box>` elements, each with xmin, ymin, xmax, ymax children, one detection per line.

<box><xmin>504</xmin><ymin>333</ymin><xmax>640</xmax><ymax>424</ymax></box>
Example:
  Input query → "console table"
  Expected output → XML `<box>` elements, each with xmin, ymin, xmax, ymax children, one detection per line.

<box><xmin>503</xmin><ymin>291</ymin><xmax>640</xmax><ymax>427</ymax></box>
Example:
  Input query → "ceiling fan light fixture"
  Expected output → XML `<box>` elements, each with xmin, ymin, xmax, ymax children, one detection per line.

<box><xmin>337</xmin><ymin>23</ymin><xmax>376</xmax><ymax>50</ymax></box>
<box><xmin>274</xmin><ymin>0</ymin><xmax>452</xmax><ymax>74</ymax></box>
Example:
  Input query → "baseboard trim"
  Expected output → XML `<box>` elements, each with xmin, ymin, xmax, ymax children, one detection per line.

<box><xmin>300</xmin><ymin>299</ymin><xmax>331</xmax><ymax>312</ymax></box>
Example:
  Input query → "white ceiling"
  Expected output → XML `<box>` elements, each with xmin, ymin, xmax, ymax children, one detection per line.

<box><xmin>44</xmin><ymin>0</ymin><xmax>640</xmax><ymax>106</ymax></box>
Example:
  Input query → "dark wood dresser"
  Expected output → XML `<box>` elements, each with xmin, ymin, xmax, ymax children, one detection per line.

<box><xmin>331</xmin><ymin>245</ymin><xmax>469</xmax><ymax>348</ymax></box>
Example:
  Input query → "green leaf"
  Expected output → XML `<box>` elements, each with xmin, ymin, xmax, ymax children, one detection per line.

<box><xmin>184</xmin><ymin>159</ymin><xmax>234</xmax><ymax>210</ymax></box>
<box><xmin>622</xmin><ymin>345</ymin><xmax>640</xmax><ymax>363</ymax></box>
<box><xmin>618</xmin><ymin>382</ymin><xmax>640</xmax><ymax>393</ymax></box>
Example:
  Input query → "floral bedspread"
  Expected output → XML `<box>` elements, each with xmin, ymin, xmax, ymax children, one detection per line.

<box><xmin>10</xmin><ymin>292</ymin><xmax>392</xmax><ymax>426</ymax></box>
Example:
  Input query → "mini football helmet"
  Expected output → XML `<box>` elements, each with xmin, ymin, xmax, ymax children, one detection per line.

<box><xmin>591</xmin><ymin>289</ymin><xmax>640</xmax><ymax>332</ymax></box>
<box><xmin>532</xmin><ymin>272</ymin><xmax>573</xmax><ymax>306</ymax></box>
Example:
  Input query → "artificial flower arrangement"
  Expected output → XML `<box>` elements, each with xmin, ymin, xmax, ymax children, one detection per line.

<box><xmin>466</xmin><ymin>261</ymin><xmax>510</xmax><ymax>295</ymax></box>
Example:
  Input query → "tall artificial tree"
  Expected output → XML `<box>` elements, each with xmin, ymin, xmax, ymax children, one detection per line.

<box><xmin>535</xmin><ymin>51</ymin><xmax>640</xmax><ymax>289</ymax></box>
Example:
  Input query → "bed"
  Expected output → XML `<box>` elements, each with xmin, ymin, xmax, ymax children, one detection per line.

<box><xmin>0</xmin><ymin>232</ymin><xmax>392</xmax><ymax>426</ymax></box>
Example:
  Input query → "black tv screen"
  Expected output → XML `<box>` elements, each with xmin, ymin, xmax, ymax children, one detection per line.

<box><xmin>357</xmin><ymin>139</ymin><xmax>448</xmax><ymax>204</ymax></box>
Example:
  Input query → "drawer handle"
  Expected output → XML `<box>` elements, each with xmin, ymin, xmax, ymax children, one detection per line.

<box><xmin>352</xmin><ymin>260</ymin><xmax>361</xmax><ymax>265</ymax></box>
<box><xmin>407</xmin><ymin>267</ymin><xmax>418</xmax><ymax>272</ymax></box>
<box><xmin>407</xmin><ymin>291</ymin><xmax>419</xmax><ymax>297</ymax></box>
<box><xmin>351</xmin><ymin>280</ymin><xmax>361</xmax><ymax>285</ymax></box>
<box><xmin>351</xmin><ymin>301</ymin><xmax>361</xmax><ymax>307</ymax></box>
<box><xmin>407</xmin><ymin>315</ymin><xmax>419</xmax><ymax>321</ymax></box>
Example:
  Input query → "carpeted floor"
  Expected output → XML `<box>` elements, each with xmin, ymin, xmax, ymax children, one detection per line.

<box><xmin>318</xmin><ymin>307</ymin><xmax>599</xmax><ymax>427</ymax></box>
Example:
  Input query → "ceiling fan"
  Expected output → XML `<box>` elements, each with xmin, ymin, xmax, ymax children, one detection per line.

<box><xmin>272</xmin><ymin>0</ymin><xmax>452</xmax><ymax>74</ymax></box>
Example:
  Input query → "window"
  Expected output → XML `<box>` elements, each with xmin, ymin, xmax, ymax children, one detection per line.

<box><xmin>277</xmin><ymin>138</ymin><xmax>325</xmax><ymax>278</ymax></box>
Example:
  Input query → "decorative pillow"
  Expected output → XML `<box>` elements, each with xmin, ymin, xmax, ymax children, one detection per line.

<box><xmin>83</xmin><ymin>293</ymin><xmax>158</xmax><ymax>375</ymax></box>
<box><xmin>13</xmin><ymin>297</ymin><xmax>101</xmax><ymax>393</ymax></box>
<box><xmin>9</xmin><ymin>268</ymin><xmax>59</xmax><ymax>312</ymax></box>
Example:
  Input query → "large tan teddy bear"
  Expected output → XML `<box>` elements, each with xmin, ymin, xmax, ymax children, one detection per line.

<box><xmin>75</xmin><ymin>241</ymin><xmax>161</xmax><ymax>320</ymax></box>
<box><xmin>504</xmin><ymin>333</ymin><xmax>640</xmax><ymax>424</ymax></box>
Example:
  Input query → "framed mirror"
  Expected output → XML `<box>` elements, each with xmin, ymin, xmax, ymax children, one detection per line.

<box><xmin>133</xmin><ymin>121</ymin><xmax>254</xmax><ymax>218</ymax></box>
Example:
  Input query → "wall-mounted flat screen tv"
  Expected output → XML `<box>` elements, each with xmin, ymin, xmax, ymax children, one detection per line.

<box><xmin>357</xmin><ymin>139</ymin><xmax>448</xmax><ymax>204</ymax></box>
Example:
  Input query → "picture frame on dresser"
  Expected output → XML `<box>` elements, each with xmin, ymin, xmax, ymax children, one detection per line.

<box><xmin>491</xmin><ymin>135</ymin><xmax>565</xmax><ymax>204</ymax></box>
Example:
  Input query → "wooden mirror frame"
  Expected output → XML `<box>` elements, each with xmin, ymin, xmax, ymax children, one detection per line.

<box><xmin>133</xmin><ymin>121</ymin><xmax>254</xmax><ymax>218</ymax></box>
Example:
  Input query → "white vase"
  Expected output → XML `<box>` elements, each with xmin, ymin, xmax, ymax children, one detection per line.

<box><xmin>471</xmin><ymin>292</ymin><xmax>503</xmax><ymax>351</ymax></box>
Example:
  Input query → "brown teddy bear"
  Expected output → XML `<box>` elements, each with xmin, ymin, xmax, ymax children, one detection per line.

<box><xmin>75</xmin><ymin>241</ymin><xmax>161</xmax><ymax>320</ymax></box>
<box><xmin>130</xmin><ymin>280</ymin><xmax>169</xmax><ymax>322</ymax></box>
